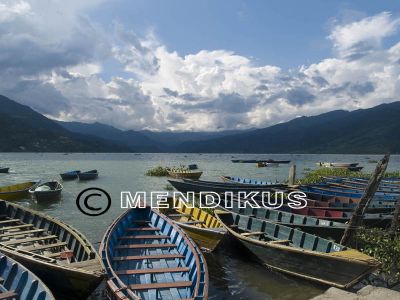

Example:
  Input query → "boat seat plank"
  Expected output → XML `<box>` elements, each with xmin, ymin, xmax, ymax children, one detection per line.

<box><xmin>118</xmin><ymin>235</ymin><xmax>169</xmax><ymax>240</ymax></box>
<box><xmin>0</xmin><ymin>224</ymin><xmax>33</xmax><ymax>231</ymax></box>
<box><xmin>0</xmin><ymin>229</ymin><xmax>44</xmax><ymax>238</ymax></box>
<box><xmin>125</xmin><ymin>227</ymin><xmax>160</xmax><ymax>232</ymax></box>
<box><xmin>181</xmin><ymin>221</ymin><xmax>204</xmax><ymax>225</ymax></box>
<box><xmin>2</xmin><ymin>235</ymin><xmax>58</xmax><ymax>245</ymax></box>
<box><xmin>69</xmin><ymin>259</ymin><xmax>100</xmax><ymax>269</ymax></box>
<box><xmin>129</xmin><ymin>281</ymin><xmax>192</xmax><ymax>291</ymax></box>
<box><xmin>115</xmin><ymin>243</ymin><xmax>177</xmax><ymax>250</ymax></box>
<box><xmin>269</xmin><ymin>240</ymin><xmax>291</xmax><ymax>244</ymax></box>
<box><xmin>0</xmin><ymin>219</ymin><xmax>20</xmax><ymax>225</ymax></box>
<box><xmin>167</xmin><ymin>213</ymin><xmax>191</xmax><ymax>218</ymax></box>
<box><xmin>116</xmin><ymin>267</ymin><xmax>190</xmax><ymax>275</ymax></box>
<box><xmin>112</xmin><ymin>254</ymin><xmax>184</xmax><ymax>261</ymax></box>
<box><xmin>241</xmin><ymin>231</ymin><xmax>264</xmax><ymax>237</ymax></box>
<box><xmin>22</xmin><ymin>242</ymin><xmax>67</xmax><ymax>251</ymax></box>
<box><xmin>0</xmin><ymin>291</ymin><xmax>18</xmax><ymax>300</ymax></box>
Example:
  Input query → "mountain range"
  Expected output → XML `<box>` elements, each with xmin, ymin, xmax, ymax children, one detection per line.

<box><xmin>1</xmin><ymin>94</ymin><xmax>399</xmax><ymax>153</ymax></box>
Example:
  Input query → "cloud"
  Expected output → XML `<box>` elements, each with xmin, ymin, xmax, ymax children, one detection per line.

<box><xmin>0</xmin><ymin>2</ymin><xmax>399</xmax><ymax>131</ymax></box>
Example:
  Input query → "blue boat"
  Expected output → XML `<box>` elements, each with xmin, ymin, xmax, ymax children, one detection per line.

<box><xmin>0</xmin><ymin>253</ymin><xmax>55</xmax><ymax>299</ymax></box>
<box><xmin>300</xmin><ymin>186</ymin><xmax>398</xmax><ymax>201</ymax></box>
<box><xmin>100</xmin><ymin>206</ymin><xmax>209</xmax><ymax>300</ymax></box>
<box><xmin>59</xmin><ymin>170</ymin><xmax>80</xmax><ymax>180</ymax></box>
<box><xmin>221</xmin><ymin>175</ymin><xmax>278</xmax><ymax>185</ymax></box>
<box><xmin>77</xmin><ymin>169</ymin><xmax>98</xmax><ymax>181</ymax></box>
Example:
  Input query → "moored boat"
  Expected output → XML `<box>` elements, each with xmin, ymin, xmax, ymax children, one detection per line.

<box><xmin>318</xmin><ymin>162</ymin><xmax>359</xmax><ymax>168</ymax></box>
<box><xmin>215</xmin><ymin>210</ymin><xmax>380</xmax><ymax>288</ymax></box>
<box><xmin>218</xmin><ymin>197</ymin><xmax>347</xmax><ymax>241</ymax></box>
<box><xmin>160</xmin><ymin>197</ymin><xmax>227</xmax><ymax>251</ymax></box>
<box><xmin>0</xmin><ymin>181</ymin><xmax>38</xmax><ymax>200</ymax></box>
<box><xmin>29</xmin><ymin>180</ymin><xmax>63</xmax><ymax>201</ymax></box>
<box><xmin>0</xmin><ymin>253</ymin><xmax>55</xmax><ymax>299</ymax></box>
<box><xmin>0</xmin><ymin>167</ymin><xmax>9</xmax><ymax>173</ymax></box>
<box><xmin>232</xmin><ymin>159</ymin><xmax>290</xmax><ymax>164</ymax></box>
<box><xmin>221</xmin><ymin>175</ymin><xmax>278</xmax><ymax>185</ymax></box>
<box><xmin>60</xmin><ymin>170</ymin><xmax>80</xmax><ymax>180</ymax></box>
<box><xmin>99</xmin><ymin>206</ymin><xmax>209</xmax><ymax>300</ymax></box>
<box><xmin>0</xmin><ymin>200</ymin><xmax>104</xmax><ymax>299</ymax></box>
<box><xmin>167</xmin><ymin>168</ymin><xmax>203</xmax><ymax>180</ymax></box>
<box><xmin>78</xmin><ymin>170</ymin><xmax>98</xmax><ymax>181</ymax></box>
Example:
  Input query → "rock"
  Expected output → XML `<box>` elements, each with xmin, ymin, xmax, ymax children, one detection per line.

<box><xmin>311</xmin><ymin>285</ymin><xmax>400</xmax><ymax>299</ymax></box>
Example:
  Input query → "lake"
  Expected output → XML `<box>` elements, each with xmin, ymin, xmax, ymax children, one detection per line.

<box><xmin>1</xmin><ymin>153</ymin><xmax>398</xmax><ymax>299</ymax></box>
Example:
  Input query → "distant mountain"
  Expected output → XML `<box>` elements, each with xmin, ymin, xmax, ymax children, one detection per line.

<box><xmin>177</xmin><ymin>102</ymin><xmax>400</xmax><ymax>154</ymax></box>
<box><xmin>0</xmin><ymin>95</ymin><xmax>129</xmax><ymax>152</ymax></box>
<box><xmin>57</xmin><ymin>121</ymin><xmax>160</xmax><ymax>152</ymax></box>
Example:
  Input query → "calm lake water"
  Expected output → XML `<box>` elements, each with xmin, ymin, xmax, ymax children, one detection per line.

<box><xmin>1</xmin><ymin>153</ymin><xmax>399</xmax><ymax>299</ymax></box>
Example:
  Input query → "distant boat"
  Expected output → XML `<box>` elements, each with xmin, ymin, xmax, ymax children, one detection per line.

<box><xmin>99</xmin><ymin>206</ymin><xmax>209</xmax><ymax>299</ymax></box>
<box><xmin>0</xmin><ymin>167</ymin><xmax>9</xmax><ymax>173</ymax></box>
<box><xmin>318</xmin><ymin>162</ymin><xmax>359</xmax><ymax>168</ymax></box>
<box><xmin>78</xmin><ymin>170</ymin><xmax>98</xmax><ymax>181</ymax></box>
<box><xmin>221</xmin><ymin>175</ymin><xmax>278</xmax><ymax>185</ymax></box>
<box><xmin>167</xmin><ymin>168</ymin><xmax>203</xmax><ymax>180</ymax></box>
<box><xmin>60</xmin><ymin>170</ymin><xmax>80</xmax><ymax>180</ymax></box>
<box><xmin>188</xmin><ymin>164</ymin><xmax>198</xmax><ymax>170</ymax></box>
<box><xmin>29</xmin><ymin>180</ymin><xmax>63</xmax><ymax>201</ymax></box>
<box><xmin>215</xmin><ymin>210</ymin><xmax>380</xmax><ymax>288</ymax></box>
<box><xmin>160</xmin><ymin>197</ymin><xmax>227</xmax><ymax>251</ymax></box>
<box><xmin>232</xmin><ymin>159</ymin><xmax>290</xmax><ymax>164</ymax></box>
<box><xmin>0</xmin><ymin>253</ymin><xmax>55</xmax><ymax>299</ymax></box>
<box><xmin>0</xmin><ymin>200</ymin><xmax>104</xmax><ymax>298</ymax></box>
<box><xmin>0</xmin><ymin>181</ymin><xmax>38</xmax><ymax>200</ymax></box>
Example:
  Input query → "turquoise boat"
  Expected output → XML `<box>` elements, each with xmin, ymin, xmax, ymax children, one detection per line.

<box><xmin>100</xmin><ymin>206</ymin><xmax>209</xmax><ymax>299</ymax></box>
<box><xmin>0</xmin><ymin>253</ymin><xmax>55</xmax><ymax>299</ymax></box>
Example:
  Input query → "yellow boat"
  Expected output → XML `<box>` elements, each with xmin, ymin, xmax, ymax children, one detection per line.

<box><xmin>160</xmin><ymin>197</ymin><xmax>227</xmax><ymax>252</ymax></box>
<box><xmin>0</xmin><ymin>181</ymin><xmax>38</xmax><ymax>200</ymax></box>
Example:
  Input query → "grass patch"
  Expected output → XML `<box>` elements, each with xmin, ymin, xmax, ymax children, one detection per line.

<box><xmin>145</xmin><ymin>166</ymin><xmax>169</xmax><ymax>176</ymax></box>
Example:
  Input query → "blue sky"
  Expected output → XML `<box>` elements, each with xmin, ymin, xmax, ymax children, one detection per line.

<box><xmin>1</xmin><ymin>0</ymin><xmax>400</xmax><ymax>131</ymax></box>
<box><xmin>90</xmin><ymin>0</ymin><xmax>400</xmax><ymax>69</ymax></box>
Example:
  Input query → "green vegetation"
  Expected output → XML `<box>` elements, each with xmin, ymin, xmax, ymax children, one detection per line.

<box><xmin>298</xmin><ymin>168</ymin><xmax>400</xmax><ymax>184</ymax></box>
<box><xmin>145</xmin><ymin>166</ymin><xmax>169</xmax><ymax>176</ymax></box>
<box><xmin>356</xmin><ymin>228</ymin><xmax>400</xmax><ymax>286</ymax></box>
<box><xmin>164</xmin><ymin>184</ymin><xmax>174</xmax><ymax>191</ymax></box>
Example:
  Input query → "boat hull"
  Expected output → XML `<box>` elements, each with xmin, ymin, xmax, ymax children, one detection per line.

<box><xmin>178</xmin><ymin>223</ymin><xmax>226</xmax><ymax>252</ymax></box>
<box><xmin>0</xmin><ymin>181</ymin><xmax>37</xmax><ymax>200</ymax></box>
<box><xmin>168</xmin><ymin>170</ymin><xmax>203</xmax><ymax>179</ymax></box>
<box><xmin>0</xmin><ymin>167</ymin><xmax>9</xmax><ymax>173</ymax></box>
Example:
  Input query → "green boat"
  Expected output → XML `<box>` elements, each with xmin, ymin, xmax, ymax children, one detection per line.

<box><xmin>215</xmin><ymin>210</ymin><xmax>380</xmax><ymax>288</ymax></box>
<box><xmin>218</xmin><ymin>197</ymin><xmax>347</xmax><ymax>241</ymax></box>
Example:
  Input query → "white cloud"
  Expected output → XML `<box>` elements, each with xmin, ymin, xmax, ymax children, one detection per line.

<box><xmin>0</xmin><ymin>2</ymin><xmax>399</xmax><ymax>131</ymax></box>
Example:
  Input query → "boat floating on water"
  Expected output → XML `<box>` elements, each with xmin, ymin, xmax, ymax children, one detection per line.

<box><xmin>60</xmin><ymin>170</ymin><xmax>80</xmax><ymax>180</ymax></box>
<box><xmin>160</xmin><ymin>197</ymin><xmax>227</xmax><ymax>252</ymax></box>
<box><xmin>215</xmin><ymin>210</ymin><xmax>380</xmax><ymax>288</ymax></box>
<box><xmin>0</xmin><ymin>167</ymin><xmax>9</xmax><ymax>173</ymax></box>
<box><xmin>232</xmin><ymin>159</ymin><xmax>290</xmax><ymax>164</ymax></box>
<box><xmin>221</xmin><ymin>175</ymin><xmax>279</xmax><ymax>185</ymax></box>
<box><xmin>100</xmin><ymin>206</ymin><xmax>209</xmax><ymax>300</ymax></box>
<box><xmin>0</xmin><ymin>181</ymin><xmax>38</xmax><ymax>201</ymax></box>
<box><xmin>78</xmin><ymin>170</ymin><xmax>98</xmax><ymax>181</ymax></box>
<box><xmin>0</xmin><ymin>200</ymin><xmax>104</xmax><ymax>299</ymax></box>
<box><xmin>0</xmin><ymin>253</ymin><xmax>55</xmax><ymax>299</ymax></box>
<box><xmin>29</xmin><ymin>180</ymin><xmax>63</xmax><ymax>202</ymax></box>
<box><xmin>167</xmin><ymin>168</ymin><xmax>203</xmax><ymax>180</ymax></box>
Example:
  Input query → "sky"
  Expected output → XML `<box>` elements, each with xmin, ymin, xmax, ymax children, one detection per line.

<box><xmin>0</xmin><ymin>0</ymin><xmax>400</xmax><ymax>131</ymax></box>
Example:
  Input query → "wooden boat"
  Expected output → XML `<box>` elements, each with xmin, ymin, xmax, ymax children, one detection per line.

<box><xmin>0</xmin><ymin>253</ymin><xmax>55</xmax><ymax>299</ymax></box>
<box><xmin>325</xmin><ymin>182</ymin><xmax>400</xmax><ymax>194</ymax></box>
<box><xmin>300</xmin><ymin>185</ymin><xmax>397</xmax><ymax>201</ymax></box>
<box><xmin>167</xmin><ymin>169</ymin><xmax>203</xmax><ymax>180</ymax></box>
<box><xmin>0</xmin><ymin>167</ymin><xmax>9</xmax><ymax>173</ymax></box>
<box><xmin>221</xmin><ymin>175</ymin><xmax>278</xmax><ymax>185</ymax></box>
<box><xmin>218</xmin><ymin>197</ymin><xmax>347</xmax><ymax>241</ymax></box>
<box><xmin>60</xmin><ymin>170</ymin><xmax>80</xmax><ymax>180</ymax></box>
<box><xmin>232</xmin><ymin>159</ymin><xmax>290</xmax><ymax>164</ymax></box>
<box><xmin>215</xmin><ymin>210</ymin><xmax>380</xmax><ymax>288</ymax></box>
<box><xmin>168</xmin><ymin>179</ymin><xmax>283</xmax><ymax>194</ymax></box>
<box><xmin>99</xmin><ymin>206</ymin><xmax>209</xmax><ymax>300</ymax></box>
<box><xmin>77</xmin><ymin>170</ymin><xmax>98</xmax><ymax>181</ymax></box>
<box><xmin>292</xmin><ymin>207</ymin><xmax>392</xmax><ymax>226</ymax></box>
<box><xmin>318</xmin><ymin>162</ymin><xmax>359</xmax><ymax>168</ymax></box>
<box><xmin>29</xmin><ymin>180</ymin><xmax>63</xmax><ymax>202</ymax></box>
<box><xmin>160</xmin><ymin>197</ymin><xmax>227</xmax><ymax>251</ymax></box>
<box><xmin>0</xmin><ymin>200</ymin><xmax>104</xmax><ymax>299</ymax></box>
<box><xmin>0</xmin><ymin>181</ymin><xmax>38</xmax><ymax>201</ymax></box>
